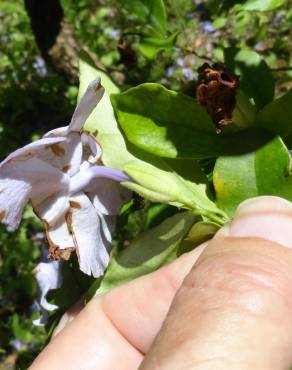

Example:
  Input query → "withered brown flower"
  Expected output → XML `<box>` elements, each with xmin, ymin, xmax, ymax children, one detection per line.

<box><xmin>196</xmin><ymin>62</ymin><xmax>240</xmax><ymax>132</ymax></box>
<box><xmin>117</xmin><ymin>39</ymin><xmax>138</xmax><ymax>69</ymax></box>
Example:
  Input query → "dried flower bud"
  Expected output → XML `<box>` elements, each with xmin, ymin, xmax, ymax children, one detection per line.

<box><xmin>117</xmin><ymin>39</ymin><xmax>138</xmax><ymax>70</ymax></box>
<box><xmin>196</xmin><ymin>63</ymin><xmax>256</xmax><ymax>132</ymax></box>
<box><xmin>196</xmin><ymin>63</ymin><xmax>240</xmax><ymax>132</ymax></box>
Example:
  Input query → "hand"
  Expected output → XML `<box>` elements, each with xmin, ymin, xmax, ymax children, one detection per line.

<box><xmin>30</xmin><ymin>196</ymin><xmax>292</xmax><ymax>370</ymax></box>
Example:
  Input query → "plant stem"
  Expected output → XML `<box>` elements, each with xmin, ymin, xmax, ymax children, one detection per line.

<box><xmin>190</xmin><ymin>208</ymin><xmax>229</xmax><ymax>227</ymax></box>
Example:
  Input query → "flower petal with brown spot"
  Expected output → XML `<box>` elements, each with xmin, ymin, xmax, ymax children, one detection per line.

<box><xmin>0</xmin><ymin>77</ymin><xmax>131</xmax><ymax>323</ymax></box>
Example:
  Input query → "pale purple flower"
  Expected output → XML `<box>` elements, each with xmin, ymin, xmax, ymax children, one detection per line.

<box><xmin>166</xmin><ymin>66</ymin><xmax>175</xmax><ymax>77</ymax></box>
<box><xmin>11</xmin><ymin>339</ymin><xmax>24</xmax><ymax>352</ymax></box>
<box><xmin>182</xmin><ymin>68</ymin><xmax>194</xmax><ymax>80</ymax></box>
<box><xmin>33</xmin><ymin>56</ymin><xmax>47</xmax><ymax>77</ymax></box>
<box><xmin>199</xmin><ymin>21</ymin><xmax>215</xmax><ymax>34</ymax></box>
<box><xmin>108</xmin><ymin>29</ymin><xmax>120</xmax><ymax>40</ymax></box>
<box><xmin>0</xmin><ymin>77</ymin><xmax>130</xmax><ymax>279</ymax></box>
<box><xmin>176</xmin><ymin>56</ymin><xmax>184</xmax><ymax>67</ymax></box>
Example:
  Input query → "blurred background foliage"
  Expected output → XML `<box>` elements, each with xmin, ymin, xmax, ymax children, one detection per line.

<box><xmin>0</xmin><ymin>0</ymin><xmax>291</xmax><ymax>368</ymax></box>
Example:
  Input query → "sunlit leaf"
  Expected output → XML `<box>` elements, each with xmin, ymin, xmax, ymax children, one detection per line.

<box><xmin>120</xmin><ymin>0</ymin><xmax>167</xmax><ymax>36</ymax></box>
<box><xmin>123</xmin><ymin>159</ymin><xmax>226</xmax><ymax>223</ymax></box>
<box><xmin>214</xmin><ymin>137</ymin><xmax>292</xmax><ymax>217</ymax></box>
<box><xmin>79</xmin><ymin>55</ymin><xmax>225</xmax><ymax>222</ymax></box>
<box><xmin>111</xmin><ymin>83</ymin><xmax>273</xmax><ymax>159</ymax></box>
<box><xmin>214</xmin><ymin>152</ymin><xmax>257</xmax><ymax>217</ymax></box>
<box><xmin>138</xmin><ymin>32</ymin><xmax>178</xmax><ymax>59</ymax></box>
<box><xmin>243</xmin><ymin>0</ymin><xmax>288</xmax><ymax>11</ymax></box>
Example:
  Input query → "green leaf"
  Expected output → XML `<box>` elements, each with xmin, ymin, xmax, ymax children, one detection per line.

<box><xmin>243</xmin><ymin>0</ymin><xmax>288</xmax><ymax>11</ymax></box>
<box><xmin>60</xmin><ymin>0</ymin><xmax>72</xmax><ymax>11</ymax></box>
<box><xmin>95</xmin><ymin>212</ymin><xmax>195</xmax><ymax>295</ymax></box>
<box><xmin>214</xmin><ymin>152</ymin><xmax>257</xmax><ymax>217</ymax></box>
<box><xmin>214</xmin><ymin>137</ymin><xmax>292</xmax><ymax>217</ymax></box>
<box><xmin>123</xmin><ymin>159</ymin><xmax>226</xmax><ymax>223</ymax></box>
<box><xmin>12</xmin><ymin>314</ymin><xmax>32</xmax><ymax>342</ymax></box>
<box><xmin>224</xmin><ymin>47</ymin><xmax>274</xmax><ymax>109</ymax></box>
<box><xmin>111</xmin><ymin>83</ymin><xmax>213</xmax><ymax>158</ymax></box>
<box><xmin>255</xmin><ymin>137</ymin><xmax>292</xmax><ymax>199</ymax></box>
<box><xmin>121</xmin><ymin>0</ymin><xmax>167</xmax><ymax>36</ymax></box>
<box><xmin>256</xmin><ymin>89</ymin><xmax>292</xmax><ymax>138</ymax></box>
<box><xmin>111</xmin><ymin>83</ymin><xmax>273</xmax><ymax>159</ymax></box>
<box><xmin>79</xmin><ymin>55</ymin><xmax>226</xmax><ymax>223</ymax></box>
<box><xmin>213</xmin><ymin>17</ymin><xmax>227</xmax><ymax>29</ymax></box>
<box><xmin>138</xmin><ymin>32</ymin><xmax>178</xmax><ymax>59</ymax></box>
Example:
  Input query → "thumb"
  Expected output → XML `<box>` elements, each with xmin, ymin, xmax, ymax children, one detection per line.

<box><xmin>140</xmin><ymin>196</ymin><xmax>292</xmax><ymax>370</ymax></box>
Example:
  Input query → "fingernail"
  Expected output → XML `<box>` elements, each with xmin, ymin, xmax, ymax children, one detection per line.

<box><xmin>228</xmin><ymin>196</ymin><xmax>292</xmax><ymax>248</ymax></box>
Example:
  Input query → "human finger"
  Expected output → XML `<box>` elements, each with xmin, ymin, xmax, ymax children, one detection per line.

<box><xmin>30</xmin><ymin>244</ymin><xmax>207</xmax><ymax>369</ymax></box>
<box><xmin>141</xmin><ymin>196</ymin><xmax>292</xmax><ymax>370</ymax></box>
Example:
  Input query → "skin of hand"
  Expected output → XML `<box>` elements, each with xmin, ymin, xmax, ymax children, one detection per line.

<box><xmin>30</xmin><ymin>196</ymin><xmax>292</xmax><ymax>370</ymax></box>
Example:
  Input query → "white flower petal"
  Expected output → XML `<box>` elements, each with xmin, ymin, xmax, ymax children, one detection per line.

<box><xmin>0</xmin><ymin>136</ymin><xmax>66</xmax><ymax>167</ymax></box>
<box><xmin>46</xmin><ymin>217</ymin><xmax>76</xmax><ymax>261</ymax></box>
<box><xmin>33</xmin><ymin>192</ymin><xmax>69</xmax><ymax>227</ymax></box>
<box><xmin>37</xmin><ymin>133</ymin><xmax>83</xmax><ymax>176</ymax></box>
<box><xmin>99</xmin><ymin>214</ymin><xmax>115</xmax><ymax>245</ymax></box>
<box><xmin>81</xmin><ymin>132</ymin><xmax>102</xmax><ymax>164</ymax></box>
<box><xmin>69</xmin><ymin>78</ymin><xmax>105</xmax><ymax>132</ymax></box>
<box><xmin>43</xmin><ymin>126</ymin><xmax>69</xmax><ymax>138</ymax></box>
<box><xmin>33</xmin><ymin>260</ymin><xmax>62</xmax><ymax>326</ymax></box>
<box><xmin>0</xmin><ymin>176</ymin><xmax>30</xmax><ymax>231</ymax></box>
<box><xmin>69</xmin><ymin>192</ymin><xmax>109</xmax><ymax>277</ymax></box>
<box><xmin>0</xmin><ymin>158</ymin><xmax>67</xmax><ymax>230</ymax></box>
<box><xmin>66</xmin><ymin>134</ymin><xmax>83</xmax><ymax>176</ymax></box>
<box><xmin>36</xmin><ymin>260</ymin><xmax>62</xmax><ymax>310</ymax></box>
<box><xmin>87</xmin><ymin>178</ymin><xmax>131</xmax><ymax>215</ymax></box>
<box><xmin>33</xmin><ymin>312</ymin><xmax>48</xmax><ymax>327</ymax></box>
<box><xmin>33</xmin><ymin>193</ymin><xmax>75</xmax><ymax>259</ymax></box>
<box><xmin>1</xmin><ymin>133</ymin><xmax>82</xmax><ymax>178</ymax></box>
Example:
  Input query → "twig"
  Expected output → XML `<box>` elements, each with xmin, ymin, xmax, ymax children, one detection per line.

<box><xmin>271</xmin><ymin>66</ymin><xmax>292</xmax><ymax>72</ymax></box>
<box><xmin>180</xmin><ymin>47</ymin><xmax>215</xmax><ymax>62</ymax></box>
<box><xmin>121</xmin><ymin>31</ymin><xmax>144</xmax><ymax>38</ymax></box>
